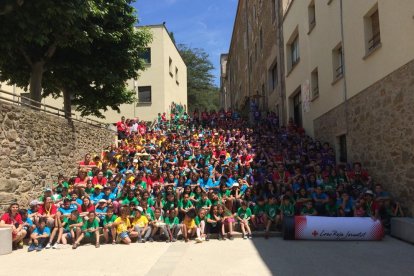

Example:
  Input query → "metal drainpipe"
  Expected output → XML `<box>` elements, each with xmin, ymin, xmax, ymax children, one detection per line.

<box><xmin>277</xmin><ymin>0</ymin><xmax>286</xmax><ymax>126</ymax></box>
<box><xmin>340</xmin><ymin>0</ymin><xmax>349</xmax><ymax>132</ymax></box>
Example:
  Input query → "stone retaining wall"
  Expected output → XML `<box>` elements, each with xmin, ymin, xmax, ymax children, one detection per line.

<box><xmin>314</xmin><ymin>59</ymin><xmax>414</xmax><ymax>216</ymax></box>
<box><xmin>0</xmin><ymin>102</ymin><xmax>116</xmax><ymax>211</ymax></box>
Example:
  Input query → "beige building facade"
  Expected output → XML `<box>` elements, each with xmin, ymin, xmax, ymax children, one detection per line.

<box><xmin>0</xmin><ymin>25</ymin><xmax>187</xmax><ymax>124</ymax></box>
<box><xmin>224</xmin><ymin>0</ymin><xmax>285</xmax><ymax>118</ymax></box>
<box><xmin>282</xmin><ymin>0</ymin><xmax>414</xmax><ymax>214</ymax></box>
<box><xmin>282</xmin><ymin>0</ymin><xmax>414</xmax><ymax>135</ymax></box>
<box><xmin>84</xmin><ymin>24</ymin><xmax>187</xmax><ymax>123</ymax></box>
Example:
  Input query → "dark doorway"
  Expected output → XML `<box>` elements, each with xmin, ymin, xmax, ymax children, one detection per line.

<box><xmin>338</xmin><ymin>134</ymin><xmax>347</xmax><ymax>163</ymax></box>
<box><xmin>293</xmin><ymin>92</ymin><xmax>302</xmax><ymax>127</ymax></box>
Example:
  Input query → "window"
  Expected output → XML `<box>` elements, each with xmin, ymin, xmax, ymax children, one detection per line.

<box><xmin>364</xmin><ymin>5</ymin><xmax>381</xmax><ymax>54</ymax></box>
<box><xmin>169</xmin><ymin>57</ymin><xmax>173</xmax><ymax>77</ymax></box>
<box><xmin>338</xmin><ymin>135</ymin><xmax>347</xmax><ymax>163</ymax></box>
<box><xmin>311</xmin><ymin>68</ymin><xmax>319</xmax><ymax>99</ymax></box>
<box><xmin>293</xmin><ymin>91</ymin><xmax>302</xmax><ymax>127</ymax></box>
<box><xmin>138</xmin><ymin>86</ymin><xmax>152</xmax><ymax>103</ymax></box>
<box><xmin>332</xmin><ymin>43</ymin><xmax>343</xmax><ymax>81</ymax></box>
<box><xmin>271</xmin><ymin>62</ymin><xmax>278</xmax><ymax>91</ymax></box>
<box><xmin>308</xmin><ymin>1</ymin><xmax>316</xmax><ymax>33</ymax></box>
<box><xmin>289</xmin><ymin>34</ymin><xmax>300</xmax><ymax>69</ymax></box>
<box><xmin>139</xmin><ymin>48</ymin><xmax>151</xmax><ymax>64</ymax></box>
<box><xmin>175</xmin><ymin>67</ymin><xmax>179</xmax><ymax>85</ymax></box>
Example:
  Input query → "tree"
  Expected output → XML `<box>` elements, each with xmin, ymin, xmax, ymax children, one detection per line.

<box><xmin>0</xmin><ymin>1</ymin><xmax>95</xmax><ymax>105</ymax></box>
<box><xmin>177</xmin><ymin>44</ymin><xmax>219</xmax><ymax>112</ymax></box>
<box><xmin>42</xmin><ymin>3</ymin><xmax>152</xmax><ymax>118</ymax></box>
<box><xmin>0</xmin><ymin>0</ymin><xmax>151</xmax><ymax>117</ymax></box>
<box><xmin>0</xmin><ymin>0</ymin><xmax>24</xmax><ymax>15</ymax></box>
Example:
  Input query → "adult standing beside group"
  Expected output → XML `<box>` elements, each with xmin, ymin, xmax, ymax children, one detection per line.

<box><xmin>0</xmin><ymin>203</ymin><xmax>27</xmax><ymax>250</ymax></box>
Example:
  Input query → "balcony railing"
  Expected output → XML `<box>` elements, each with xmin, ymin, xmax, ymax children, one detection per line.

<box><xmin>312</xmin><ymin>86</ymin><xmax>319</xmax><ymax>98</ymax></box>
<box><xmin>335</xmin><ymin>65</ymin><xmax>344</xmax><ymax>78</ymax></box>
<box><xmin>368</xmin><ymin>32</ymin><xmax>381</xmax><ymax>51</ymax></box>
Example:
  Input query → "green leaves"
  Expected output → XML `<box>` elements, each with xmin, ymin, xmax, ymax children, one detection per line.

<box><xmin>177</xmin><ymin>44</ymin><xmax>219</xmax><ymax>112</ymax></box>
<box><xmin>0</xmin><ymin>0</ymin><xmax>152</xmax><ymax>118</ymax></box>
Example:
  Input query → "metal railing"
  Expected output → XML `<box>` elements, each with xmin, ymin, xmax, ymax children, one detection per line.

<box><xmin>312</xmin><ymin>86</ymin><xmax>319</xmax><ymax>98</ymax></box>
<box><xmin>368</xmin><ymin>32</ymin><xmax>381</xmax><ymax>51</ymax></box>
<box><xmin>335</xmin><ymin>65</ymin><xmax>344</xmax><ymax>78</ymax></box>
<box><xmin>0</xmin><ymin>89</ymin><xmax>110</xmax><ymax>129</ymax></box>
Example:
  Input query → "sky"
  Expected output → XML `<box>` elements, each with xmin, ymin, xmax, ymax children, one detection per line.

<box><xmin>133</xmin><ymin>0</ymin><xmax>238</xmax><ymax>87</ymax></box>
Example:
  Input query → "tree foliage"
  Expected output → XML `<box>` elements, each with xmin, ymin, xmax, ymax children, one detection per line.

<box><xmin>0</xmin><ymin>0</ymin><xmax>152</xmax><ymax>118</ymax></box>
<box><xmin>177</xmin><ymin>44</ymin><xmax>219</xmax><ymax>113</ymax></box>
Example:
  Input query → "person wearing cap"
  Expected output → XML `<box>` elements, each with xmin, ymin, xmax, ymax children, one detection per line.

<box><xmin>364</xmin><ymin>190</ymin><xmax>377</xmax><ymax>218</ymax></box>
<box><xmin>235</xmin><ymin>200</ymin><xmax>252</xmax><ymax>239</ymax></box>
<box><xmin>90</xmin><ymin>185</ymin><xmax>104</xmax><ymax>205</ymax></box>
<box><xmin>95</xmin><ymin>199</ymin><xmax>108</xmax><ymax>223</ymax></box>
<box><xmin>131</xmin><ymin>206</ymin><xmax>150</xmax><ymax>243</ymax></box>
<box><xmin>27</xmin><ymin>200</ymin><xmax>41</xmax><ymax>224</ymax></box>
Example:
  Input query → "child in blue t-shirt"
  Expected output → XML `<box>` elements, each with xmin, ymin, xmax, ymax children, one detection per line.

<box><xmin>28</xmin><ymin>217</ymin><xmax>50</xmax><ymax>252</ymax></box>
<box><xmin>19</xmin><ymin>209</ymin><xmax>34</xmax><ymax>237</ymax></box>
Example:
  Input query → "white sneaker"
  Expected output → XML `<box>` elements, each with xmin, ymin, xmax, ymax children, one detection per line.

<box><xmin>45</xmin><ymin>243</ymin><xmax>52</xmax><ymax>249</ymax></box>
<box><xmin>52</xmin><ymin>243</ymin><xmax>59</xmax><ymax>249</ymax></box>
<box><xmin>243</xmin><ymin>235</ymin><xmax>248</xmax><ymax>240</ymax></box>
<box><xmin>195</xmin><ymin>237</ymin><xmax>203</xmax><ymax>243</ymax></box>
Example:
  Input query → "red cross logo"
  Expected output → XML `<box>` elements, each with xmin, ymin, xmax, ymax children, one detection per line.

<box><xmin>312</xmin><ymin>230</ymin><xmax>319</xmax><ymax>237</ymax></box>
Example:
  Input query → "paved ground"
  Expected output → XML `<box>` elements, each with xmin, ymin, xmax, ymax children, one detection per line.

<box><xmin>1</xmin><ymin>236</ymin><xmax>413</xmax><ymax>276</ymax></box>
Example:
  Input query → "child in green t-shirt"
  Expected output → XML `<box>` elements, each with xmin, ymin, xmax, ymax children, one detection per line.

<box><xmin>102</xmin><ymin>207</ymin><xmax>117</xmax><ymax>244</ymax></box>
<box><xmin>252</xmin><ymin>197</ymin><xmax>268</xmax><ymax>230</ymax></box>
<box><xmin>235</xmin><ymin>201</ymin><xmax>252</xmax><ymax>239</ymax></box>
<box><xmin>265</xmin><ymin>196</ymin><xmax>280</xmax><ymax>239</ymax></box>
<box><xmin>73</xmin><ymin>211</ymin><xmax>100</xmax><ymax>249</ymax></box>
<box><xmin>280</xmin><ymin>195</ymin><xmax>295</xmax><ymax>220</ymax></box>
<box><xmin>165</xmin><ymin>209</ymin><xmax>180</xmax><ymax>242</ymax></box>
<box><xmin>301</xmin><ymin>201</ymin><xmax>317</xmax><ymax>216</ymax></box>
<box><xmin>61</xmin><ymin>210</ymin><xmax>83</xmax><ymax>247</ymax></box>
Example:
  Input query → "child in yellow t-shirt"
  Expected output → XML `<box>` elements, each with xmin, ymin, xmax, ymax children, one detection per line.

<box><xmin>181</xmin><ymin>209</ymin><xmax>197</xmax><ymax>242</ymax></box>
<box><xmin>131</xmin><ymin>206</ymin><xmax>150</xmax><ymax>243</ymax></box>
<box><xmin>113</xmin><ymin>207</ymin><xmax>132</xmax><ymax>244</ymax></box>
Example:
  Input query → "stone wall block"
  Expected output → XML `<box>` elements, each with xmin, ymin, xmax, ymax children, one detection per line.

<box><xmin>314</xmin><ymin>59</ymin><xmax>414</xmax><ymax>215</ymax></box>
<box><xmin>0</xmin><ymin>101</ymin><xmax>115</xmax><ymax>212</ymax></box>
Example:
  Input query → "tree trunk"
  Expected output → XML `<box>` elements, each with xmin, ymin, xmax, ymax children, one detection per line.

<box><xmin>62</xmin><ymin>87</ymin><xmax>72</xmax><ymax>119</ymax></box>
<box><xmin>29</xmin><ymin>61</ymin><xmax>44</xmax><ymax>107</ymax></box>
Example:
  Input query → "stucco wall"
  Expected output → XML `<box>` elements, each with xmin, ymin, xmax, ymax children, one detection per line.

<box><xmin>0</xmin><ymin>102</ymin><xmax>116</xmax><ymax>212</ymax></box>
<box><xmin>314</xmin><ymin>59</ymin><xmax>414</xmax><ymax>215</ymax></box>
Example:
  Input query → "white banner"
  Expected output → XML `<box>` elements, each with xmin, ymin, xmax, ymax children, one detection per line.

<box><xmin>295</xmin><ymin>216</ymin><xmax>384</xmax><ymax>241</ymax></box>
